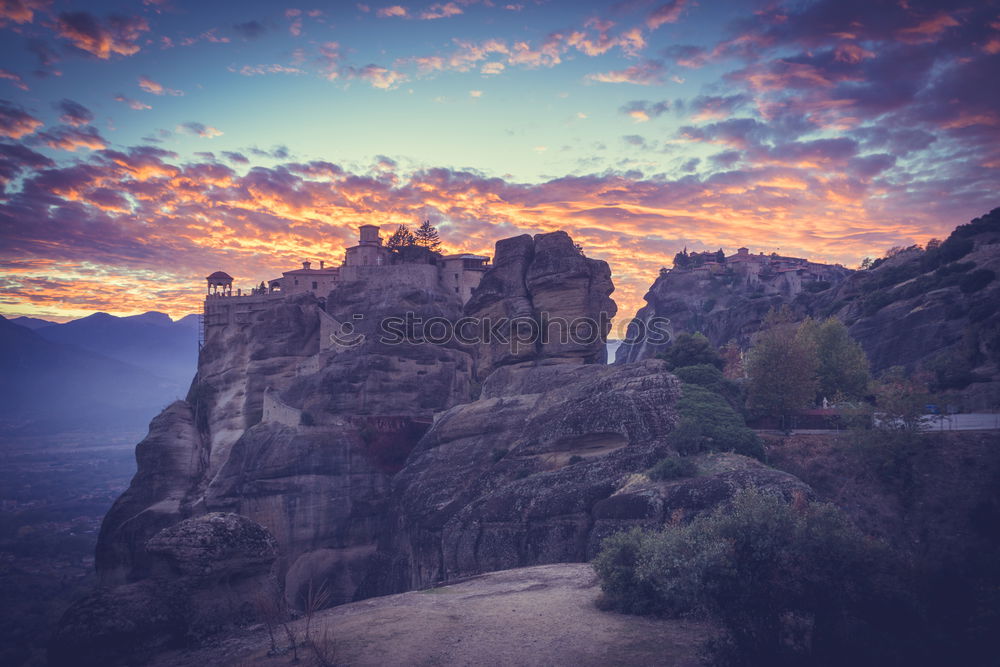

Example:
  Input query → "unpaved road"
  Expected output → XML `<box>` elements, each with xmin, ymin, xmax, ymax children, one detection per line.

<box><xmin>151</xmin><ymin>563</ymin><xmax>711</xmax><ymax>667</ymax></box>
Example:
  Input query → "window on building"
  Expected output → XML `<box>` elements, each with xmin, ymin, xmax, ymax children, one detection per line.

<box><xmin>312</xmin><ymin>281</ymin><xmax>318</xmax><ymax>289</ymax></box>
<box><xmin>454</xmin><ymin>273</ymin><xmax>459</xmax><ymax>280</ymax></box>
<box><xmin>294</xmin><ymin>279</ymin><xmax>299</xmax><ymax>285</ymax></box>
<box><xmin>455</xmin><ymin>287</ymin><xmax>459</xmax><ymax>293</ymax></box>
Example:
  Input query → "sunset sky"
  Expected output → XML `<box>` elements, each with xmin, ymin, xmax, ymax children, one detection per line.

<box><xmin>0</xmin><ymin>0</ymin><xmax>997</xmax><ymax>325</ymax></box>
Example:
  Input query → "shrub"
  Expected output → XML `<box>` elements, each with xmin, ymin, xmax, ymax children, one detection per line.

<box><xmin>673</xmin><ymin>363</ymin><xmax>725</xmax><ymax>388</ymax></box>
<box><xmin>921</xmin><ymin>236</ymin><xmax>975</xmax><ymax>272</ymax></box>
<box><xmin>861</xmin><ymin>290</ymin><xmax>893</xmax><ymax>315</ymax></box>
<box><xmin>648</xmin><ymin>456</ymin><xmax>698</xmax><ymax>481</ymax></box>
<box><xmin>672</xmin><ymin>384</ymin><xmax>764</xmax><ymax>460</ymax></box>
<box><xmin>593</xmin><ymin>489</ymin><xmax>920</xmax><ymax>666</ymax></box>
<box><xmin>968</xmin><ymin>301</ymin><xmax>997</xmax><ymax>323</ymax></box>
<box><xmin>568</xmin><ymin>455</ymin><xmax>585</xmax><ymax>465</ymax></box>
<box><xmin>666</xmin><ymin>420</ymin><xmax>704</xmax><ymax>455</ymax></box>
<box><xmin>490</xmin><ymin>448</ymin><xmax>509</xmax><ymax>463</ymax></box>
<box><xmin>299</xmin><ymin>411</ymin><xmax>315</xmax><ymax>426</ymax></box>
<box><xmin>960</xmin><ymin>269</ymin><xmax>996</xmax><ymax>294</ymax></box>
<box><xmin>934</xmin><ymin>261</ymin><xmax>976</xmax><ymax>277</ymax></box>
<box><xmin>672</xmin><ymin>364</ymin><xmax>742</xmax><ymax>408</ymax></box>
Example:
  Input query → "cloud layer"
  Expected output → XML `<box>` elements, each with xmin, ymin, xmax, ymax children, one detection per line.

<box><xmin>0</xmin><ymin>0</ymin><xmax>997</xmax><ymax>323</ymax></box>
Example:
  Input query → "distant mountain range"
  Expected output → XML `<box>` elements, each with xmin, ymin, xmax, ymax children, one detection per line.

<box><xmin>0</xmin><ymin>312</ymin><xmax>198</xmax><ymax>435</ymax></box>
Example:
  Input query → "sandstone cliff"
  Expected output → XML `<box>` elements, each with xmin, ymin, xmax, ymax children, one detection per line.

<box><xmin>52</xmin><ymin>513</ymin><xmax>278</xmax><ymax>667</ymax></box>
<box><xmin>95</xmin><ymin>277</ymin><xmax>473</xmax><ymax>610</ymax></box>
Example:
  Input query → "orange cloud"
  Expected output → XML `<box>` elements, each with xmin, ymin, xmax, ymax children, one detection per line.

<box><xmin>0</xmin><ymin>102</ymin><xmax>42</xmax><ymax>138</ymax></box>
<box><xmin>376</xmin><ymin>5</ymin><xmax>408</xmax><ymax>18</ymax></box>
<box><xmin>0</xmin><ymin>0</ymin><xmax>46</xmax><ymax>25</ymax></box>
<box><xmin>138</xmin><ymin>76</ymin><xmax>182</xmax><ymax>96</ymax></box>
<box><xmin>0</xmin><ymin>68</ymin><xmax>28</xmax><ymax>90</ymax></box>
<box><xmin>55</xmin><ymin>12</ymin><xmax>149</xmax><ymax>59</ymax></box>
<box><xmin>1</xmin><ymin>143</ymin><xmax>979</xmax><ymax>325</ymax></box>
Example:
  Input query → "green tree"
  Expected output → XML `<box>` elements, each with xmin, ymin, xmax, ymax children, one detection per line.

<box><xmin>413</xmin><ymin>219</ymin><xmax>441</xmax><ymax>251</ymax></box>
<box><xmin>386</xmin><ymin>224</ymin><xmax>415</xmax><ymax>250</ymax></box>
<box><xmin>661</xmin><ymin>332</ymin><xmax>724</xmax><ymax>370</ymax></box>
<box><xmin>799</xmin><ymin>317</ymin><xmax>871</xmax><ymax>402</ymax></box>
<box><xmin>746</xmin><ymin>307</ymin><xmax>819</xmax><ymax>417</ymax></box>
<box><xmin>673</xmin><ymin>248</ymin><xmax>690</xmax><ymax>269</ymax></box>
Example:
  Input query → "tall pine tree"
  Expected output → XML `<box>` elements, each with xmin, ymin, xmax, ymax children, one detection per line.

<box><xmin>413</xmin><ymin>220</ymin><xmax>441</xmax><ymax>251</ymax></box>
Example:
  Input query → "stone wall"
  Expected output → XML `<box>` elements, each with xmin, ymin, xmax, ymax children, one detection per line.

<box><xmin>203</xmin><ymin>293</ymin><xmax>282</xmax><ymax>331</ymax></box>
<box><xmin>339</xmin><ymin>263</ymin><xmax>442</xmax><ymax>291</ymax></box>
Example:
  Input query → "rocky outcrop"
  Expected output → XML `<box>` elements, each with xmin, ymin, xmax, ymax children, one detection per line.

<box><xmin>96</xmin><ymin>277</ymin><xmax>473</xmax><ymax>609</ymax></box>
<box><xmin>79</xmin><ymin>228</ymin><xmax>820</xmax><ymax>666</ymax></box>
<box><xmin>616</xmin><ymin>255</ymin><xmax>851</xmax><ymax>364</ymax></box>
<box><xmin>51</xmin><ymin>514</ymin><xmax>279</xmax><ymax>667</ymax></box>
<box><xmin>367</xmin><ymin>360</ymin><xmax>811</xmax><ymax>596</ymax></box>
<box><xmin>465</xmin><ymin>231</ymin><xmax>616</xmax><ymax>380</ymax></box>
<box><xmin>144</xmin><ymin>512</ymin><xmax>277</xmax><ymax>579</ymax></box>
<box><xmin>815</xmin><ymin>211</ymin><xmax>1000</xmax><ymax>408</ymax></box>
<box><xmin>614</xmin><ymin>209</ymin><xmax>1000</xmax><ymax>408</ymax></box>
<box><xmin>96</xmin><ymin>401</ymin><xmax>208</xmax><ymax>583</ymax></box>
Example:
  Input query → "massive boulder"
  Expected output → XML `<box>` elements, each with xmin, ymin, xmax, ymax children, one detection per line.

<box><xmin>51</xmin><ymin>513</ymin><xmax>279</xmax><ymax>667</ymax></box>
<box><xmin>96</xmin><ymin>400</ymin><xmax>208</xmax><ymax>583</ymax></box>
<box><xmin>466</xmin><ymin>231</ymin><xmax>616</xmax><ymax>380</ymax></box>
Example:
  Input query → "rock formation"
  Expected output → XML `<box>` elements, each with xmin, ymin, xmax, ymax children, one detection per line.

<box><xmin>615</xmin><ymin>252</ymin><xmax>852</xmax><ymax>364</ymax></box>
<box><xmin>95</xmin><ymin>276</ymin><xmax>474</xmax><ymax>611</ymax></box>
<box><xmin>368</xmin><ymin>359</ymin><xmax>809</xmax><ymax>596</ymax></box>
<box><xmin>615</xmin><ymin>209</ymin><xmax>1000</xmax><ymax>408</ymax></box>
<box><xmin>465</xmin><ymin>231</ymin><xmax>616</xmax><ymax>380</ymax></box>
<box><xmin>51</xmin><ymin>513</ymin><xmax>279</xmax><ymax>667</ymax></box>
<box><xmin>63</xmin><ymin>228</ymin><xmax>816</xmax><ymax>664</ymax></box>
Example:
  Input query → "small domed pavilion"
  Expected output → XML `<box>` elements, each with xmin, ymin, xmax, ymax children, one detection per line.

<box><xmin>206</xmin><ymin>271</ymin><xmax>233</xmax><ymax>296</ymax></box>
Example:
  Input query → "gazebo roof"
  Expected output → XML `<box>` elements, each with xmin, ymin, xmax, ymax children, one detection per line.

<box><xmin>206</xmin><ymin>271</ymin><xmax>233</xmax><ymax>281</ymax></box>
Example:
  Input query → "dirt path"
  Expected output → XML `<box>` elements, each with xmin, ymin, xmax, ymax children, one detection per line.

<box><xmin>151</xmin><ymin>564</ymin><xmax>711</xmax><ymax>667</ymax></box>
